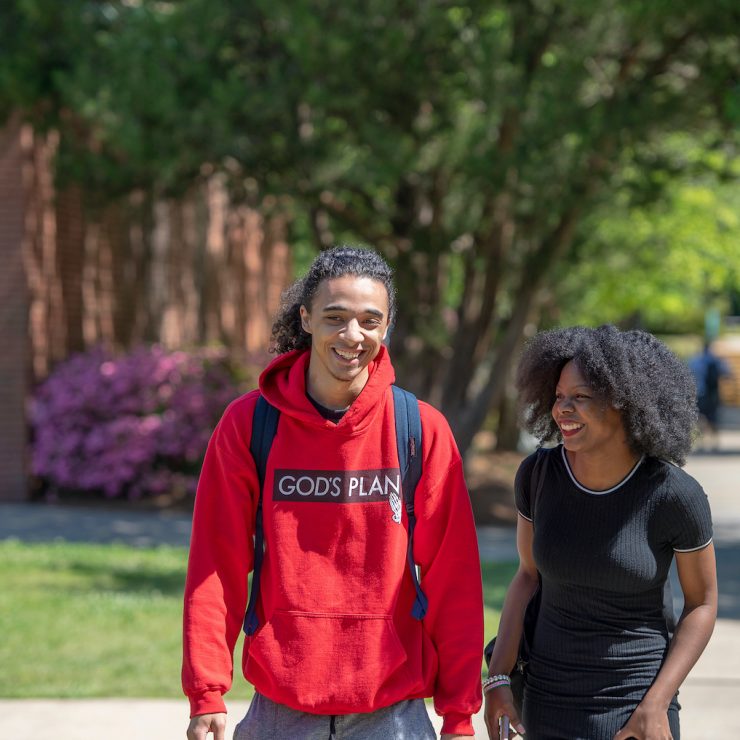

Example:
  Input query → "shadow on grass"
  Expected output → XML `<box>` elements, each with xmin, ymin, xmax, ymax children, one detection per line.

<box><xmin>65</xmin><ymin>560</ymin><xmax>187</xmax><ymax>597</ymax></box>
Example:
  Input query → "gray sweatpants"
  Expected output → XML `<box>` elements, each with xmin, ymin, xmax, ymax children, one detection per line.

<box><xmin>233</xmin><ymin>692</ymin><xmax>437</xmax><ymax>740</ymax></box>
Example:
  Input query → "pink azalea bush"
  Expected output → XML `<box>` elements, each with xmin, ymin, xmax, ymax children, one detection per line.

<box><xmin>30</xmin><ymin>345</ymin><xmax>241</xmax><ymax>499</ymax></box>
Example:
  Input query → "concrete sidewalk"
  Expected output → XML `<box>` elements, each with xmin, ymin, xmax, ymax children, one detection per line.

<box><xmin>2</xmin><ymin>428</ymin><xmax>739</xmax><ymax>738</ymax></box>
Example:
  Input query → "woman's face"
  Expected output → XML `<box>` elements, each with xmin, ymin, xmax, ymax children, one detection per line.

<box><xmin>551</xmin><ymin>360</ymin><xmax>627</xmax><ymax>455</ymax></box>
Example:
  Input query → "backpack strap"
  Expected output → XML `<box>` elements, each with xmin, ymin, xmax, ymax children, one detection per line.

<box><xmin>243</xmin><ymin>395</ymin><xmax>280</xmax><ymax>636</ymax></box>
<box><xmin>392</xmin><ymin>385</ymin><xmax>428</xmax><ymax>620</ymax></box>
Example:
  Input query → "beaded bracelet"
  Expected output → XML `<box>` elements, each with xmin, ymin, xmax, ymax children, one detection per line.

<box><xmin>483</xmin><ymin>679</ymin><xmax>511</xmax><ymax>693</ymax></box>
<box><xmin>482</xmin><ymin>674</ymin><xmax>511</xmax><ymax>693</ymax></box>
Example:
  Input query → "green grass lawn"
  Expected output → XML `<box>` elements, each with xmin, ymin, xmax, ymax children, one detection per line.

<box><xmin>0</xmin><ymin>540</ymin><xmax>516</xmax><ymax>698</ymax></box>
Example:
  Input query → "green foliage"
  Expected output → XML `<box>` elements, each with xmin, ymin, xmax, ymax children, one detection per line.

<box><xmin>0</xmin><ymin>540</ymin><xmax>189</xmax><ymax>697</ymax></box>
<box><xmin>3</xmin><ymin>1</ymin><xmax>737</xmax><ymax>199</ymax></box>
<box><xmin>554</xmin><ymin>141</ymin><xmax>740</xmax><ymax>333</ymax></box>
<box><xmin>2</xmin><ymin>0</ymin><xmax>738</xmax><ymax>448</ymax></box>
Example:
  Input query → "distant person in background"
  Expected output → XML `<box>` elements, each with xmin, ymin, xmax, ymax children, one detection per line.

<box><xmin>688</xmin><ymin>342</ymin><xmax>732</xmax><ymax>449</ymax></box>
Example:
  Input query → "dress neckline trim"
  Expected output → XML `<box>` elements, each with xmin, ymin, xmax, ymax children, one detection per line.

<box><xmin>560</xmin><ymin>445</ymin><xmax>645</xmax><ymax>495</ymax></box>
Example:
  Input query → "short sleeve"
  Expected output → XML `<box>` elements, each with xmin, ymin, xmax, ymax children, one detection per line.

<box><xmin>514</xmin><ymin>451</ymin><xmax>540</xmax><ymax>521</ymax></box>
<box><xmin>662</xmin><ymin>470</ymin><xmax>713</xmax><ymax>552</ymax></box>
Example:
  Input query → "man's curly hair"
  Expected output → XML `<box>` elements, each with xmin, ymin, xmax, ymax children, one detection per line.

<box><xmin>271</xmin><ymin>245</ymin><xmax>396</xmax><ymax>354</ymax></box>
<box><xmin>515</xmin><ymin>325</ymin><xmax>698</xmax><ymax>465</ymax></box>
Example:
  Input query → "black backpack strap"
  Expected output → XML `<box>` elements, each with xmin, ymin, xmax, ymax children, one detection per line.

<box><xmin>392</xmin><ymin>385</ymin><xmax>428</xmax><ymax>620</ymax></box>
<box><xmin>243</xmin><ymin>395</ymin><xmax>280</xmax><ymax>636</ymax></box>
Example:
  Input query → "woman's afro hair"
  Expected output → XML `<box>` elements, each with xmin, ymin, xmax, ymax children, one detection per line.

<box><xmin>515</xmin><ymin>324</ymin><xmax>698</xmax><ymax>465</ymax></box>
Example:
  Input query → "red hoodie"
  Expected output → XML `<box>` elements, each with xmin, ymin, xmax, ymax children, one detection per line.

<box><xmin>182</xmin><ymin>347</ymin><xmax>483</xmax><ymax>735</ymax></box>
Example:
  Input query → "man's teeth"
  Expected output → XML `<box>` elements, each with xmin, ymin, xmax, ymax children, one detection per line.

<box><xmin>561</xmin><ymin>423</ymin><xmax>583</xmax><ymax>431</ymax></box>
<box><xmin>335</xmin><ymin>349</ymin><xmax>362</xmax><ymax>360</ymax></box>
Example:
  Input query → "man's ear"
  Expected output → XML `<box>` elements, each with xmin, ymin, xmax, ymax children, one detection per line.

<box><xmin>299</xmin><ymin>305</ymin><xmax>312</xmax><ymax>334</ymax></box>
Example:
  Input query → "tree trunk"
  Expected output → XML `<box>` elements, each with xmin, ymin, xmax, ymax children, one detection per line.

<box><xmin>495</xmin><ymin>385</ymin><xmax>521</xmax><ymax>452</ymax></box>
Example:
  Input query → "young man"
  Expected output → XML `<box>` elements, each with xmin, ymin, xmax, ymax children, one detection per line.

<box><xmin>183</xmin><ymin>246</ymin><xmax>483</xmax><ymax>739</ymax></box>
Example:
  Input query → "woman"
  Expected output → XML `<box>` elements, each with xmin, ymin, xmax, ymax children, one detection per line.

<box><xmin>485</xmin><ymin>325</ymin><xmax>717</xmax><ymax>740</ymax></box>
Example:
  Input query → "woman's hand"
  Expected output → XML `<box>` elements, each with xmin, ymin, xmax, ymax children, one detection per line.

<box><xmin>612</xmin><ymin>699</ymin><xmax>672</xmax><ymax>740</ymax></box>
<box><xmin>483</xmin><ymin>686</ymin><xmax>525</xmax><ymax>739</ymax></box>
<box><xmin>614</xmin><ymin>543</ymin><xmax>717</xmax><ymax>740</ymax></box>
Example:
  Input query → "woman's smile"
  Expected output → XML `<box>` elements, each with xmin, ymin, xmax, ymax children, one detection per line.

<box><xmin>559</xmin><ymin>421</ymin><xmax>584</xmax><ymax>437</ymax></box>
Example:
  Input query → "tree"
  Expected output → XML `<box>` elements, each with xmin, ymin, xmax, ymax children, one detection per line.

<box><xmin>551</xmin><ymin>138</ymin><xmax>740</xmax><ymax>333</ymax></box>
<box><xmin>3</xmin><ymin>0</ymin><xmax>739</xmax><ymax>454</ymax></box>
<box><xmin>207</xmin><ymin>0</ymin><xmax>738</xmax><ymax>454</ymax></box>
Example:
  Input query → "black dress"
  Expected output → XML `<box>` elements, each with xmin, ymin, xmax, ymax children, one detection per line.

<box><xmin>515</xmin><ymin>446</ymin><xmax>712</xmax><ymax>740</ymax></box>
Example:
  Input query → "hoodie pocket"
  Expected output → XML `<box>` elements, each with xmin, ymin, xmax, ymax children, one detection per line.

<box><xmin>246</xmin><ymin>610</ymin><xmax>409</xmax><ymax>709</ymax></box>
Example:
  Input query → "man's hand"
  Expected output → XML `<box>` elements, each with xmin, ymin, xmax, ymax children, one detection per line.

<box><xmin>186</xmin><ymin>712</ymin><xmax>227</xmax><ymax>740</ymax></box>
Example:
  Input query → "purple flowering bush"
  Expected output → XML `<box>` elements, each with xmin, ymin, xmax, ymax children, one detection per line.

<box><xmin>30</xmin><ymin>345</ymin><xmax>242</xmax><ymax>499</ymax></box>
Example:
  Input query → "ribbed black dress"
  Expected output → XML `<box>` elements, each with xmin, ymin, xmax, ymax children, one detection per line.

<box><xmin>515</xmin><ymin>445</ymin><xmax>712</xmax><ymax>740</ymax></box>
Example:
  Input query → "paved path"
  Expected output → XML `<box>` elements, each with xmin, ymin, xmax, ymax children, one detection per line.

<box><xmin>0</xmin><ymin>502</ymin><xmax>193</xmax><ymax>548</ymax></box>
<box><xmin>2</xmin><ymin>426</ymin><xmax>739</xmax><ymax>738</ymax></box>
<box><xmin>673</xmin><ymin>428</ymin><xmax>740</xmax><ymax>738</ymax></box>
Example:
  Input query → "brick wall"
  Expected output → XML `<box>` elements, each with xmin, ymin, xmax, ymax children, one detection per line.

<box><xmin>0</xmin><ymin>116</ymin><xmax>292</xmax><ymax>501</ymax></box>
<box><xmin>0</xmin><ymin>116</ymin><xmax>29</xmax><ymax>501</ymax></box>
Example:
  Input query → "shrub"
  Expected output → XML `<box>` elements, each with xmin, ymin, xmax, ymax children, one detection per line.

<box><xmin>30</xmin><ymin>345</ymin><xmax>242</xmax><ymax>499</ymax></box>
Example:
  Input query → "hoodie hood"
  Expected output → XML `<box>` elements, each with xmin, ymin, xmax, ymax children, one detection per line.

<box><xmin>259</xmin><ymin>345</ymin><xmax>396</xmax><ymax>435</ymax></box>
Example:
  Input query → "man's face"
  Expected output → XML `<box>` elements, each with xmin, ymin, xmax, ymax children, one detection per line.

<box><xmin>300</xmin><ymin>275</ymin><xmax>390</xmax><ymax>390</ymax></box>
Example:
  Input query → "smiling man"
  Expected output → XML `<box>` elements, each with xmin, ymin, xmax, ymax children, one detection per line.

<box><xmin>183</xmin><ymin>246</ymin><xmax>484</xmax><ymax>740</ymax></box>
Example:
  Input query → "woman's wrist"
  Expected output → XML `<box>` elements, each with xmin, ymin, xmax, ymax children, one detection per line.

<box><xmin>639</xmin><ymin>690</ymin><xmax>671</xmax><ymax>713</ymax></box>
<box><xmin>482</xmin><ymin>674</ymin><xmax>511</xmax><ymax>693</ymax></box>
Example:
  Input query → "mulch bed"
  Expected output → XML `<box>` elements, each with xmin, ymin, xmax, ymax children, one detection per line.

<box><xmin>466</xmin><ymin>448</ymin><xmax>523</xmax><ymax>527</ymax></box>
